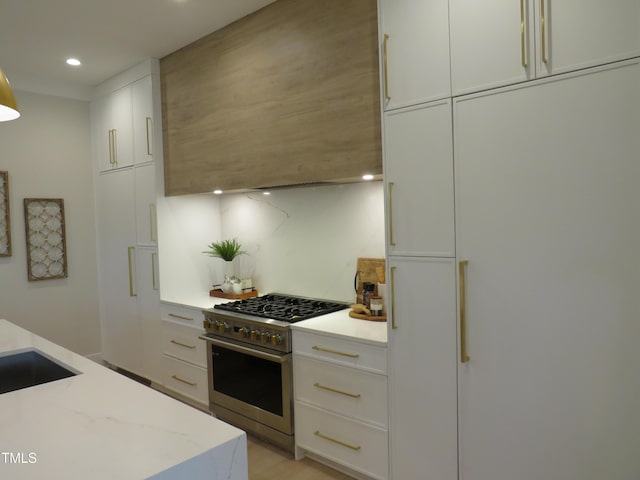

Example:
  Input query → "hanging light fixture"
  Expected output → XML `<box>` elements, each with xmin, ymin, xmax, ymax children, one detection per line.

<box><xmin>0</xmin><ymin>68</ymin><xmax>20</xmax><ymax>122</ymax></box>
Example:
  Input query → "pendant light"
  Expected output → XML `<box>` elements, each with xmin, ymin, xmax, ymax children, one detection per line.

<box><xmin>0</xmin><ymin>68</ymin><xmax>20</xmax><ymax>122</ymax></box>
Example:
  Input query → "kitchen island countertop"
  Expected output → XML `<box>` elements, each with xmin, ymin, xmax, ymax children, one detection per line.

<box><xmin>0</xmin><ymin>319</ymin><xmax>247</xmax><ymax>480</ymax></box>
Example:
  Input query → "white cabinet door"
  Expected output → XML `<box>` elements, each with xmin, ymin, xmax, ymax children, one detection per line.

<box><xmin>96</xmin><ymin>170</ymin><xmax>140</xmax><ymax>372</ymax></box>
<box><xmin>134</xmin><ymin>162</ymin><xmax>157</xmax><ymax>246</ymax></box>
<box><xmin>387</xmin><ymin>257</ymin><xmax>458</xmax><ymax>480</ymax></box>
<box><xmin>131</xmin><ymin>75</ymin><xmax>155</xmax><ymax>165</ymax></box>
<box><xmin>450</xmin><ymin>0</ymin><xmax>640</xmax><ymax>95</ymax></box>
<box><xmin>137</xmin><ymin>246</ymin><xmax>161</xmax><ymax>384</ymax></box>
<box><xmin>454</xmin><ymin>62</ymin><xmax>640</xmax><ymax>480</ymax></box>
<box><xmin>109</xmin><ymin>87</ymin><xmax>134</xmax><ymax>169</ymax></box>
<box><xmin>384</xmin><ymin>100</ymin><xmax>454</xmax><ymax>257</ymax></box>
<box><xmin>379</xmin><ymin>0</ymin><xmax>450</xmax><ymax>110</ymax></box>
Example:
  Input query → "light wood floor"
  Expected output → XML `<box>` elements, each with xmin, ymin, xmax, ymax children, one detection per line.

<box><xmin>247</xmin><ymin>436</ymin><xmax>353</xmax><ymax>480</ymax></box>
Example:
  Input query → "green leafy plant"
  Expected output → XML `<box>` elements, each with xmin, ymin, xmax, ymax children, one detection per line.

<box><xmin>202</xmin><ymin>238</ymin><xmax>246</xmax><ymax>261</ymax></box>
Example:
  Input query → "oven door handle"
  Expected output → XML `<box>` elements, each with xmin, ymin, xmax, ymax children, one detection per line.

<box><xmin>199</xmin><ymin>335</ymin><xmax>289</xmax><ymax>363</ymax></box>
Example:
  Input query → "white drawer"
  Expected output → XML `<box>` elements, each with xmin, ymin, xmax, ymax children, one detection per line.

<box><xmin>160</xmin><ymin>302</ymin><xmax>205</xmax><ymax>329</ymax></box>
<box><xmin>293</xmin><ymin>330</ymin><xmax>387</xmax><ymax>374</ymax></box>
<box><xmin>162</xmin><ymin>320</ymin><xmax>207</xmax><ymax>367</ymax></box>
<box><xmin>162</xmin><ymin>355</ymin><xmax>208</xmax><ymax>405</ymax></box>
<box><xmin>294</xmin><ymin>355</ymin><xmax>388</xmax><ymax>428</ymax></box>
<box><xmin>295</xmin><ymin>402</ymin><xmax>388</xmax><ymax>480</ymax></box>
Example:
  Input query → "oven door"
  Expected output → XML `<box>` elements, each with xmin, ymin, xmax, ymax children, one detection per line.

<box><xmin>203</xmin><ymin>336</ymin><xmax>293</xmax><ymax>436</ymax></box>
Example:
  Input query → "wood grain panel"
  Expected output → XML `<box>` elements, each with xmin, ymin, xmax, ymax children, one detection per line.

<box><xmin>161</xmin><ymin>0</ymin><xmax>381</xmax><ymax>196</ymax></box>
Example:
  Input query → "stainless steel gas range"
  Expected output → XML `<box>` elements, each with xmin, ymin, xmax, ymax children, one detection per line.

<box><xmin>199</xmin><ymin>293</ymin><xmax>349</xmax><ymax>453</ymax></box>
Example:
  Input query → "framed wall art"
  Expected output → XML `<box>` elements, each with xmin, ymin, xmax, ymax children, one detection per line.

<box><xmin>23</xmin><ymin>198</ymin><xmax>68</xmax><ymax>281</ymax></box>
<box><xmin>0</xmin><ymin>172</ymin><xmax>10</xmax><ymax>257</ymax></box>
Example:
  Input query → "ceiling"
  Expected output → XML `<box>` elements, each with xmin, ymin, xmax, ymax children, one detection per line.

<box><xmin>0</xmin><ymin>0</ymin><xmax>275</xmax><ymax>99</ymax></box>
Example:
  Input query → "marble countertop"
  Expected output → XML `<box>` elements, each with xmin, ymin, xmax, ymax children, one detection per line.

<box><xmin>0</xmin><ymin>319</ymin><xmax>247</xmax><ymax>480</ymax></box>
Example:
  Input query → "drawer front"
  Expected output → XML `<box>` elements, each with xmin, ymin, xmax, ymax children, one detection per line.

<box><xmin>160</xmin><ymin>302</ymin><xmax>205</xmax><ymax>329</ymax></box>
<box><xmin>162</xmin><ymin>321</ymin><xmax>207</xmax><ymax>367</ymax></box>
<box><xmin>162</xmin><ymin>355</ymin><xmax>208</xmax><ymax>404</ymax></box>
<box><xmin>295</xmin><ymin>402</ymin><xmax>388</xmax><ymax>480</ymax></box>
<box><xmin>294</xmin><ymin>355</ymin><xmax>388</xmax><ymax>428</ymax></box>
<box><xmin>293</xmin><ymin>331</ymin><xmax>387</xmax><ymax>374</ymax></box>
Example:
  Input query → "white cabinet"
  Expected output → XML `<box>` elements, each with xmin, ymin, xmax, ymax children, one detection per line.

<box><xmin>131</xmin><ymin>75</ymin><xmax>155</xmax><ymax>165</ymax></box>
<box><xmin>134</xmin><ymin>162</ymin><xmax>157</xmax><ymax>246</ymax></box>
<box><xmin>378</xmin><ymin>0</ymin><xmax>450</xmax><ymax>110</ymax></box>
<box><xmin>450</xmin><ymin>0</ymin><xmax>640</xmax><ymax>95</ymax></box>
<box><xmin>383</xmin><ymin>100</ymin><xmax>454</xmax><ymax>257</ymax></box>
<box><xmin>293</xmin><ymin>329</ymin><xmax>388</xmax><ymax>480</ymax></box>
<box><xmin>454</xmin><ymin>61</ymin><xmax>640</xmax><ymax>480</ymax></box>
<box><xmin>387</xmin><ymin>257</ymin><xmax>458</xmax><ymax>480</ymax></box>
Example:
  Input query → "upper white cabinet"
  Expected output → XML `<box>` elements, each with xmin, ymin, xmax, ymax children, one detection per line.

<box><xmin>131</xmin><ymin>75</ymin><xmax>155</xmax><ymax>165</ymax></box>
<box><xmin>450</xmin><ymin>0</ymin><xmax>640</xmax><ymax>95</ymax></box>
<box><xmin>383</xmin><ymin>99</ymin><xmax>455</xmax><ymax>257</ymax></box>
<box><xmin>379</xmin><ymin>0</ymin><xmax>450</xmax><ymax>110</ymax></box>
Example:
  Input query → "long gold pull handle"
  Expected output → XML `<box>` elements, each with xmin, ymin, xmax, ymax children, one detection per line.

<box><xmin>151</xmin><ymin>252</ymin><xmax>158</xmax><ymax>291</ymax></box>
<box><xmin>145</xmin><ymin>117</ymin><xmax>153</xmax><ymax>155</ymax></box>
<box><xmin>390</xmin><ymin>266</ymin><xmax>397</xmax><ymax>329</ymax></box>
<box><xmin>313</xmin><ymin>383</ymin><xmax>361</xmax><ymax>399</ymax></box>
<box><xmin>312</xmin><ymin>346</ymin><xmax>360</xmax><ymax>359</ymax></box>
<box><xmin>171</xmin><ymin>375</ymin><xmax>197</xmax><ymax>387</ymax></box>
<box><xmin>170</xmin><ymin>339</ymin><xmax>196</xmax><ymax>349</ymax></box>
<box><xmin>383</xmin><ymin>34</ymin><xmax>391</xmax><ymax>102</ymax></box>
<box><xmin>168</xmin><ymin>313</ymin><xmax>194</xmax><ymax>321</ymax></box>
<box><xmin>388</xmin><ymin>181</ymin><xmax>395</xmax><ymax>246</ymax></box>
<box><xmin>108</xmin><ymin>130</ymin><xmax>113</xmax><ymax>165</ymax></box>
<box><xmin>112</xmin><ymin>129</ymin><xmax>118</xmax><ymax>165</ymax></box>
<box><xmin>149</xmin><ymin>204</ymin><xmax>157</xmax><ymax>242</ymax></box>
<box><xmin>540</xmin><ymin>0</ymin><xmax>548</xmax><ymax>64</ymax></box>
<box><xmin>314</xmin><ymin>431</ymin><xmax>361</xmax><ymax>451</ymax></box>
<box><xmin>520</xmin><ymin>0</ymin><xmax>528</xmax><ymax>68</ymax></box>
<box><xmin>128</xmin><ymin>246</ymin><xmax>137</xmax><ymax>297</ymax></box>
<box><xmin>459</xmin><ymin>260</ymin><xmax>470</xmax><ymax>363</ymax></box>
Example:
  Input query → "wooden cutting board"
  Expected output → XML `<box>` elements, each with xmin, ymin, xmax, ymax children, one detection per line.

<box><xmin>355</xmin><ymin>257</ymin><xmax>385</xmax><ymax>303</ymax></box>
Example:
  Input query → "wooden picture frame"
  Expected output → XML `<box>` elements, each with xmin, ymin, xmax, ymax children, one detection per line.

<box><xmin>23</xmin><ymin>198</ymin><xmax>68</xmax><ymax>281</ymax></box>
<box><xmin>0</xmin><ymin>171</ymin><xmax>10</xmax><ymax>257</ymax></box>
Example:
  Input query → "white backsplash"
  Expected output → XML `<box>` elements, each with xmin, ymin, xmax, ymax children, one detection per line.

<box><xmin>157</xmin><ymin>182</ymin><xmax>385</xmax><ymax>305</ymax></box>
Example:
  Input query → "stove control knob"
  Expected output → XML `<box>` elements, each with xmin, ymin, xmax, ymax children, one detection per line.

<box><xmin>271</xmin><ymin>334</ymin><xmax>282</xmax><ymax>346</ymax></box>
<box><xmin>203</xmin><ymin>318</ymin><xmax>213</xmax><ymax>329</ymax></box>
<box><xmin>238</xmin><ymin>327</ymin><xmax>249</xmax><ymax>338</ymax></box>
<box><xmin>250</xmin><ymin>329</ymin><xmax>259</xmax><ymax>341</ymax></box>
<box><xmin>217</xmin><ymin>322</ymin><xmax>229</xmax><ymax>334</ymax></box>
<box><xmin>260</xmin><ymin>331</ymin><xmax>271</xmax><ymax>344</ymax></box>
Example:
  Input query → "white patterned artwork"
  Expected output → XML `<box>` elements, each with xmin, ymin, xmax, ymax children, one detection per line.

<box><xmin>23</xmin><ymin>198</ymin><xmax>67</xmax><ymax>281</ymax></box>
<box><xmin>0</xmin><ymin>172</ymin><xmax>10</xmax><ymax>257</ymax></box>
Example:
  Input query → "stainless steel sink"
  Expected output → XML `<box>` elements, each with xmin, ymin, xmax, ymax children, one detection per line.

<box><xmin>0</xmin><ymin>349</ymin><xmax>78</xmax><ymax>394</ymax></box>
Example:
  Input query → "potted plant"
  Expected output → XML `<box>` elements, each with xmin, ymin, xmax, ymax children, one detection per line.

<box><xmin>203</xmin><ymin>238</ymin><xmax>247</xmax><ymax>293</ymax></box>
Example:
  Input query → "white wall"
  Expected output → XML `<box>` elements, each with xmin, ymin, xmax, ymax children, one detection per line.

<box><xmin>0</xmin><ymin>90</ymin><xmax>101</xmax><ymax>355</ymax></box>
<box><xmin>157</xmin><ymin>182</ymin><xmax>385</xmax><ymax>305</ymax></box>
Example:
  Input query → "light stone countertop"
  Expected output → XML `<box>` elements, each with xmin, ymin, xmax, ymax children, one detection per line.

<box><xmin>0</xmin><ymin>319</ymin><xmax>248</xmax><ymax>480</ymax></box>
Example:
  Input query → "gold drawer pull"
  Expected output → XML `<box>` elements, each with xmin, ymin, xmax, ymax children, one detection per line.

<box><xmin>314</xmin><ymin>382</ymin><xmax>361</xmax><ymax>399</ymax></box>
<box><xmin>168</xmin><ymin>313</ymin><xmax>194</xmax><ymax>321</ymax></box>
<box><xmin>314</xmin><ymin>431</ymin><xmax>361</xmax><ymax>451</ymax></box>
<box><xmin>171</xmin><ymin>375</ymin><xmax>197</xmax><ymax>387</ymax></box>
<box><xmin>312</xmin><ymin>346</ymin><xmax>360</xmax><ymax>359</ymax></box>
<box><xmin>170</xmin><ymin>339</ymin><xmax>196</xmax><ymax>349</ymax></box>
<box><xmin>146</xmin><ymin>116</ymin><xmax>153</xmax><ymax>155</ymax></box>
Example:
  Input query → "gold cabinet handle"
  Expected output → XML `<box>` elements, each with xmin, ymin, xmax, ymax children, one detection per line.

<box><xmin>151</xmin><ymin>252</ymin><xmax>158</xmax><ymax>291</ymax></box>
<box><xmin>314</xmin><ymin>431</ymin><xmax>361</xmax><ymax>451</ymax></box>
<box><xmin>128</xmin><ymin>246</ymin><xmax>137</xmax><ymax>297</ymax></box>
<box><xmin>313</xmin><ymin>382</ymin><xmax>361</xmax><ymax>399</ymax></box>
<box><xmin>149</xmin><ymin>204</ymin><xmax>157</xmax><ymax>242</ymax></box>
<box><xmin>145</xmin><ymin>117</ymin><xmax>153</xmax><ymax>155</ymax></box>
<box><xmin>388</xmin><ymin>181</ymin><xmax>395</xmax><ymax>246</ymax></box>
<box><xmin>540</xmin><ymin>0</ymin><xmax>548</xmax><ymax>64</ymax></box>
<box><xmin>112</xmin><ymin>129</ymin><xmax>118</xmax><ymax>165</ymax></box>
<box><xmin>170</xmin><ymin>339</ymin><xmax>196</xmax><ymax>349</ymax></box>
<box><xmin>383</xmin><ymin>33</ymin><xmax>391</xmax><ymax>102</ymax></box>
<box><xmin>390</xmin><ymin>266</ymin><xmax>397</xmax><ymax>329</ymax></box>
<box><xmin>168</xmin><ymin>313</ymin><xmax>194</xmax><ymax>321</ymax></box>
<box><xmin>171</xmin><ymin>374</ymin><xmax>197</xmax><ymax>387</ymax></box>
<box><xmin>459</xmin><ymin>260</ymin><xmax>470</xmax><ymax>363</ymax></box>
<box><xmin>520</xmin><ymin>0</ymin><xmax>528</xmax><ymax>68</ymax></box>
<box><xmin>108</xmin><ymin>130</ymin><xmax>113</xmax><ymax>165</ymax></box>
<box><xmin>312</xmin><ymin>346</ymin><xmax>360</xmax><ymax>359</ymax></box>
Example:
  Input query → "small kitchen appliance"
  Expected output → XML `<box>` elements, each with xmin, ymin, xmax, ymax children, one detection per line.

<box><xmin>200</xmin><ymin>293</ymin><xmax>349</xmax><ymax>452</ymax></box>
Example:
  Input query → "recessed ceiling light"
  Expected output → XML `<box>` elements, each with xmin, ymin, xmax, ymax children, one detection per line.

<box><xmin>213</xmin><ymin>189</ymin><xmax>223</xmax><ymax>195</ymax></box>
<box><xmin>263</xmin><ymin>191</ymin><xmax>271</xmax><ymax>196</ymax></box>
<box><xmin>362</xmin><ymin>174</ymin><xmax>374</xmax><ymax>181</ymax></box>
<box><xmin>66</xmin><ymin>58</ymin><xmax>81</xmax><ymax>66</ymax></box>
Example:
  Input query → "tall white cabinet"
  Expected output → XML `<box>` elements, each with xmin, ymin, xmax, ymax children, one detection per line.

<box><xmin>92</xmin><ymin>59</ymin><xmax>164</xmax><ymax>384</ymax></box>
